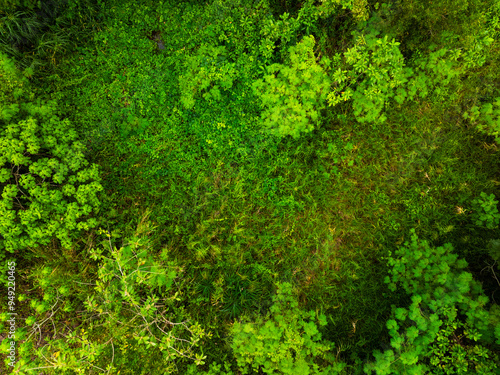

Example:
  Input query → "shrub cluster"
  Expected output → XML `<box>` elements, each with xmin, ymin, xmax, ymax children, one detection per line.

<box><xmin>0</xmin><ymin>52</ymin><xmax>102</xmax><ymax>277</ymax></box>
<box><xmin>364</xmin><ymin>229</ymin><xmax>500</xmax><ymax>374</ymax></box>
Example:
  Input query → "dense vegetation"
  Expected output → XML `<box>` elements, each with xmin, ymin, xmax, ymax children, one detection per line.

<box><xmin>1</xmin><ymin>0</ymin><xmax>500</xmax><ymax>373</ymax></box>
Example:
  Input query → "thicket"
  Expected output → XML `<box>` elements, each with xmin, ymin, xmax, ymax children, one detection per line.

<box><xmin>0</xmin><ymin>51</ymin><xmax>102</xmax><ymax>283</ymax></box>
<box><xmin>364</xmin><ymin>229</ymin><xmax>500</xmax><ymax>374</ymax></box>
<box><xmin>1</xmin><ymin>0</ymin><xmax>500</xmax><ymax>373</ymax></box>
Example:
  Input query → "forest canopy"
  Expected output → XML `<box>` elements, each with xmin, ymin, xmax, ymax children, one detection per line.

<box><xmin>1</xmin><ymin>0</ymin><xmax>500</xmax><ymax>374</ymax></box>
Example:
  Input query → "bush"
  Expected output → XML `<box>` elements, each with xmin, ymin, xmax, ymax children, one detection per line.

<box><xmin>471</xmin><ymin>192</ymin><xmax>500</xmax><ymax>230</ymax></box>
<box><xmin>230</xmin><ymin>282</ymin><xmax>347</xmax><ymax>374</ymax></box>
<box><xmin>364</xmin><ymin>229</ymin><xmax>500</xmax><ymax>374</ymax></box>
<box><xmin>6</xmin><ymin>232</ymin><xmax>208</xmax><ymax>374</ymax></box>
<box><xmin>251</xmin><ymin>35</ymin><xmax>332</xmax><ymax>139</ymax></box>
<box><xmin>463</xmin><ymin>97</ymin><xmax>500</xmax><ymax>145</ymax></box>
<box><xmin>178</xmin><ymin>43</ymin><xmax>240</xmax><ymax>110</ymax></box>
<box><xmin>325</xmin><ymin>26</ymin><xmax>413</xmax><ymax>125</ymax></box>
<box><xmin>0</xmin><ymin>52</ymin><xmax>102</xmax><ymax>274</ymax></box>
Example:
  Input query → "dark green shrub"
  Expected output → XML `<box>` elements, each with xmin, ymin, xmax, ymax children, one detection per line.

<box><xmin>364</xmin><ymin>229</ymin><xmax>500</xmax><ymax>374</ymax></box>
<box><xmin>371</xmin><ymin>0</ymin><xmax>490</xmax><ymax>60</ymax></box>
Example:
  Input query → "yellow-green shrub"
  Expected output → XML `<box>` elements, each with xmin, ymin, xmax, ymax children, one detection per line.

<box><xmin>251</xmin><ymin>35</ymin><xmax>332</xmax><ymax>139</ymax></box>
<box><xmin>231</xmin><ymin>282</ymin><xmax>346</xmax><ymax>374</ymax></box>
<box><xmin>0</xmin><ymin>53</ymin><xmax>102</xmax><ymax>271</ymax></box>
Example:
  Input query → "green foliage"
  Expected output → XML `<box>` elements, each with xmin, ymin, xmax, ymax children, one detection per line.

<box><xmin>327</xmin><ymin>0</ymin><xmax>497</xmax><ymax>126</ymax></box>
<box><xmin>4</xmin><ymin>0</ymin><xmax>500</xmax><ymax>373</ymax></box>
<box><xmin>471</xmin><ymin>192</ymin><xmax>500</xmax><ymax>229</ymax></box>
<box><xmin>231</xmin><ymin>282</ymin><xmax>347</xmax><ymax>374</ymax></box>
<box><xmin>463</xmin><ymin>97</ymin><xmax>500</xmax><ymax>144</ymax></box>
<box><xmin>252</xmin><ymin>35</ymin><xmax>332</xmax><ymax>138</ymax></box>
<box><xmin>326</xmin><ymin>27</ymin><xmax>410</xmax><ymax>125</ymax></box>
<box><xmin>1</xmin><ymin>250</ymin><xmax>108</xmax><ymax>373</ymax></box>
<box><xmin>0</xmin><ymin>0</ymin><xmax>103</xmax><ymax>74</ymax></box>
<box><xmin>364</xmin><ymin>230</ymin><xmax>500</xmax><ymax>374</ymax></box>
<box><xmin>311</xmin><ymin>0</ymin><xmax>370</xmax><ymax>22</ymax></box>
<box><xmin>179</xmin><ymin>43</ymin><xmax>240</xmax><ymax>109</ymax></box>
<box><xmin>371</xmin><ymin>0</ymin><xmax>491</xmax><ymax>63</ymax></box>
<box><xmin>85</xmin><ymin>234</ymin><xmax>208</xmax><ymax>369</ymax></box>
<box><xmin>0</xmin><ymin>52</ymin><xmax>102</xmax><ymax>280</ymax></box>
<box><xmin>186</xmin><ymin>360</ymin><xmax>235</xmax><ymax>374</ymax></box>
<box><xmin>10</xmin><ymin>231</ymin><xmax>208</xmax><ymax>374</ymax></box>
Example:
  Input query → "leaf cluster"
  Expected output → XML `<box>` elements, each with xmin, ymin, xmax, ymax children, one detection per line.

<box><xmin>471</xmin><ymin>192</ymin><xmax>500</xmax><ymax>230</ymax></box>
<box><xmin>0</xmin><ymin>52</ymin><xmax>102</xmax><ymax>282</ymax></box>
<box><xmin>231</xmin><ymin>282</ymin><xmax>347</xmax><ymax>374</ymax></box>
<box><xmin>364</xmin><ymin>229</ymin><xmax>500</xmax><ymax>374</ymax></box>
<box><xmin>252</xmin><ymin>35</ymin><xmax>332</xmax><ymax>139</ymax></box>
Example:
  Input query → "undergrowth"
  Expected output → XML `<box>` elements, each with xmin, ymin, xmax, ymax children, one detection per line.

<box><xmin>1</xmin><ymin>0</ymin><xmax>500</xmax><ymax>373</ymax></box>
